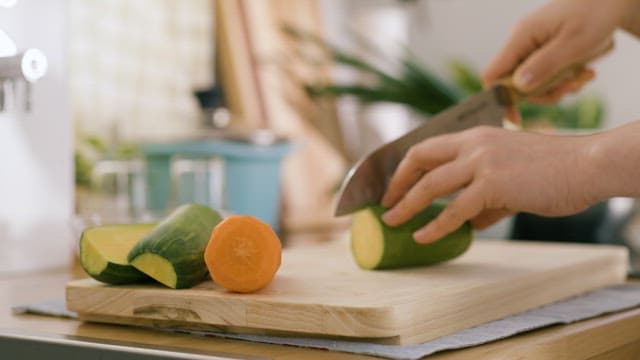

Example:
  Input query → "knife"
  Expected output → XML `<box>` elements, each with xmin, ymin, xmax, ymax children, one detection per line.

<box><xmin>334</xmin><ymin>84</ymin><xmax>512</xmax><ymax>216</ymax></box>
<box><xmin>334</xmin><ymin>41</ymin><xmax>613</xmax><ymax>217</ymax></box>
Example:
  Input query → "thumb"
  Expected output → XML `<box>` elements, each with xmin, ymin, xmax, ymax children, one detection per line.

<box><xmin>482</xmin><ymin>19</ymin><xmax>540</xmax><ymax>87</ymax></box>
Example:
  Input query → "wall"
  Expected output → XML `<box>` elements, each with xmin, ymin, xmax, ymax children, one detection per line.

<box><xmin>70</xmin><ymin>0</ymin><xmax>215</xmax><ymax>141</ymax></box>
<box><xmin>0</xmin><ymin>0</ymin><xmax>73</xmax><ymax>272</ymax></box>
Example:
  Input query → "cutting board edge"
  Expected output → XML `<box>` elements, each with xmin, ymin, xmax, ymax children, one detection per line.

<box><xmin>65</xmin><ymin>279</ymin><xmax>405</xmax><ymax>339</ymax></box>
<box><xmin>388</xmin><ymin>245</ymin><xmax>629</xmax><ymax>344</ymax></box>
<box><xmin>73</xmin><ymin>312</ymin><xmax>404</xmax><ymax>344</ymax></box>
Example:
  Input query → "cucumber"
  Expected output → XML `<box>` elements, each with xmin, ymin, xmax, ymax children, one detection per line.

<box><xmin>127</xmin><ymin>204</ymin><xmax>222</xmax><ymax>289</ymax></box>
<box><xmin>79</xmin><ymin>223</ymin><xmax>155</xmax><ymax>284</ymax></box>
<box><xmin>351</xmin><ymin>203</ymin><xmax>472</xmax><ymax>270</ymax></box>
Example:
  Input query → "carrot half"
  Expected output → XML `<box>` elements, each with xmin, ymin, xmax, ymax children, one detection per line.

<box><xmin>204</xmin><ymin>215</ymin><xmax>282</xmax><ymax>293</ymax></box>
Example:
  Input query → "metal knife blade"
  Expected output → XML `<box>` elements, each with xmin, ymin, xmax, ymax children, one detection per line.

<box><xmin>334</xmin><ymin>84</ymin><xmax>513</xmax><ymax>216</ymax></box>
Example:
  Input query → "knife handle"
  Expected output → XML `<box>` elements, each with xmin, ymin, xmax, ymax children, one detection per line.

<box><xmin>498</xmin><ymin>39</ymin><xmax>614</xmax><ymax>103</ymax></box>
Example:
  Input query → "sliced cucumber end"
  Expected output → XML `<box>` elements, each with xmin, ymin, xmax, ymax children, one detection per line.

<box><xmin>80</xmin><ymin>236</ymin><xmax>108</xmax><ymax>276</ymax></box>
<box><xmin>130</xmin><ymin>253</ymin><xmax>178</xmax><ymax>288</ymax></box>
<box><xmin>83</xmin><ymin>225</ymin><xmax>154</xmax><ymax>265</ymax></box>
<box><xmin>351</xmin><ymin>208</ymin><xmax>385</xmax><ymax>270</ymax></box>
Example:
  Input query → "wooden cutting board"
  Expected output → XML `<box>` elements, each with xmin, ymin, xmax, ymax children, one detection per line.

<box><xmin>66</xmin><ymin>238</ymin><xmax>628</xmax><ymax>345</ymax></box>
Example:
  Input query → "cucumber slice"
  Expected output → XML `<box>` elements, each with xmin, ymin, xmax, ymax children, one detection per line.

<box><xmin>128</xmin><ymin>204</ymin><xmax>222</xmax><ymax>289</ymax></box>
<box><xmin>79</xmin><ymin>223</ymin><xmax>155</xmax><ymax>284</ymax></box>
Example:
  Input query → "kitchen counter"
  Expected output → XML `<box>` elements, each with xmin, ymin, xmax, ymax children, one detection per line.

<box><xmin>3</xmin><ymin>230</ymin><xmax>640</xmax><ymax>359</ymax></box>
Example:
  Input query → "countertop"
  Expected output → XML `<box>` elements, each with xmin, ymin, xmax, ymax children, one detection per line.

<box><xmin>3</xmin><ymin>230</ymin><xmax>640</xmax><ymax>359</ymax></box>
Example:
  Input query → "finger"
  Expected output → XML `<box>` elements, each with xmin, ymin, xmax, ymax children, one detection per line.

<box><xmin>527</xmin><ymin>83</ymin><xmax>579</xmax><ymax>104</ymax></box>
<box><xmin>381</xmin><ymin>163</ymin><xmax>426</xmax><ymax>209</ymax></box>
<box><xmin>381</xmin><ymin>134</ymin><xmax>461</xmax><ymax>208</ymax></box>
<box><xmin>512</xmin><ymin>33</ymin><xmax>601</xmax><ymax>92</ymax></box>
<box><xmin>528</xmin><ymin>79</ymin><xmax>589</xmax><ymax>104</ymax></box>
<box><xmin>471</xmin><ymin>209</ymin><xmax>511</xmax><ymax>230</ymax></box>
<box><xmin>525</xmin><ymin>69</ymin><xmax>595</xmax><ymax>104</ymax></box>
<box><xmin>482</xmin><ymin>18</ymin><xmax>541</xmax><ymax>86</ymax></box>
<box><xmin>413</xmin><ymin>182</ymin><xmax>485</xmax><ymax>244</ymax></box>
<box><xmin>383</xmin><ymin>159</ymin><xmax>472</xmax><ymax>227</ymax></box>
<box><xmin>577</xmin><ymin>68</ymin><xmax>596</xmax><ymax>82</ymax></box>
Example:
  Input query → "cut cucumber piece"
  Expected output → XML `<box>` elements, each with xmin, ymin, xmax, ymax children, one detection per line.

<box><xmin>351</xmin><ymin>203</ymin><xmax>472</xmax><ymax>270</ymax></box>
<box><xmin>79</xmin><ymin>223</ymin><xmax>155</xmax><ymax>284</ymax></box>
<box><xmin>128</xmin><ymin>204</ymin><xmax>222</xmax><ymax>289</ymax></box>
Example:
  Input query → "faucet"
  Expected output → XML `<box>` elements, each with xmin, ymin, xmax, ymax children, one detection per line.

<box><xmin>0</xmin><ymin>48</ymin><xmax>47</xmax><ymax>112</ymax></box>
<box><xmin>0</xmin><ymin>3</ymin><xmax>47</xmax><ymax>112</ymax></box>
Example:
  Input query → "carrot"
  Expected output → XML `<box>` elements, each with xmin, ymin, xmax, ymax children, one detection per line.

<box><xmin>204</xmin><ymin>215</ymin><xmax>282</xmax><ymax>293</ymax></box>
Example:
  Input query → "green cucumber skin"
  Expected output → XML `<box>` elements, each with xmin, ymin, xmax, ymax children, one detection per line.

<box><xmin>83</xmin><ymin>261</ymin><xmax>149</xmax><ymax>285</ymax></box>
<box><xmin>79</xmin><ymin>225</ymin><xmax>153</xmax><ymax>285</ymax></box>
<box><xmin>355</xmin><ymin>203</ymin><xmax>472</xmax><ymax>270</ymax></box>
<box><xmin>127</xmin><ymin>204</ymin><xmax>222</xmax><ymax>289</ymax></box>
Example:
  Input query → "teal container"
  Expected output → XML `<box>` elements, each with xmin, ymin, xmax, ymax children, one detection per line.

<box><xmin>140</xmin><ymin>138</ymin><xmax>294</xmax><ymax>232</ymax></box>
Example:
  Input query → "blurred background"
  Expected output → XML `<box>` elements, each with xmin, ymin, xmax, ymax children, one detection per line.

<box><xmin>1</xmin><ymin>0</ymin><xmax>640</xmax><ymax>274</ymax></box>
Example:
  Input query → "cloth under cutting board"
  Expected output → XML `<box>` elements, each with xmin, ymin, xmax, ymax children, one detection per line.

<box><xmin>13</xmin><ymin>283</ymin><xmax>640</xmax><ymax>360</ymax></box>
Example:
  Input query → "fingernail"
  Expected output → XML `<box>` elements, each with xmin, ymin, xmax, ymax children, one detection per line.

<box><xmin>414</xmin><ymin>225</ymin><xmax>437</xmax><ymax>244</ymax></box>
<box><xmin>382</xmin><ymin>210</ymin><xmax>397</xmax><ymax>225</ymax></box>
<box><xmin>514</xmin><ymin>70</ymin><xmax>534</xmax><ymax>90</ymax></box>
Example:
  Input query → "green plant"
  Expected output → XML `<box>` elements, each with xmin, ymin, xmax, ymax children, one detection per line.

<box><xmin>283</xmin><ymin>26</ymin><xmax>461</xmax><ymax>117</ymax></box>
<box><xmin>74</xmin><ymin>134</ymin><xmax>142</xmax><ymax>187</ymax></box>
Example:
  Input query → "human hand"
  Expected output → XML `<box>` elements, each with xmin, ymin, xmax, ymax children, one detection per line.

<box><xmin>380</xmin><ymin>126</ymin><xmax>603</xmax><ymax>244</ymax></box>
<box><xmin>483</xmin><ymin>0</ymin><xmax>625</xmax><ymax>109</ymax></box>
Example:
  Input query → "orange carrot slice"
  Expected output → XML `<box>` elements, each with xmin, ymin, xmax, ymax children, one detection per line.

<box><xmin>204</xmin><ymin>215</ymin><xmax>281</xmax><ymax>293</ymax></box>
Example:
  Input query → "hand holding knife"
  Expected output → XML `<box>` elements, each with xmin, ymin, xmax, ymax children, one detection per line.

<box><xmin>334</xmin><ymin>40</ymin><xmax>614</xmax><ymax>220</ymax></box>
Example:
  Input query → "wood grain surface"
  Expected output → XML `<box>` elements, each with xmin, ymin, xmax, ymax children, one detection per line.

<box><xmin>66</xmin><ymin>238</ymin><xmax>628</xmax><ymax>345</ymax></box>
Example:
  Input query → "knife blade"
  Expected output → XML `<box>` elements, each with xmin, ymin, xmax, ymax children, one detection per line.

<box><xmin>334</xmin><ymin>84</ymin><xmax>513</xmax><ymax>216</ymax></box>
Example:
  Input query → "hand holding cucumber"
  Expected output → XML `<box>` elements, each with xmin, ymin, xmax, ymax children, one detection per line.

<box><xmin>382</xmin><ymin>121</ymin><xmax>640</xmax><ymax>244</ymax></box>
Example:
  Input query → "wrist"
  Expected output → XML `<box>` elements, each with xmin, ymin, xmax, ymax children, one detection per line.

<box><xmin>582</xmin><ymin>123</ymin><xmax>640</xmax><ymax>200</ymax></box>
<box><xmin>574</xmin><ymin>133</ymin><xmax>611</xmax><ymax>205</ymax></box>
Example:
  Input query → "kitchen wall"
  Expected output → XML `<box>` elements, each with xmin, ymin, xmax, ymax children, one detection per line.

<box><xmin>70</xmin><ymin>0</ymin><xmax>215</xmax><ymax>141</ymax></box>
<box><xmin>321</xmin><ymin>0</ymin><xmax>640</xmax><ymax>128</ymax></box>
<box><xmin>0</xmin><ymin>0</ymin><xmax>73</xmax><ymax>272</ymax></box>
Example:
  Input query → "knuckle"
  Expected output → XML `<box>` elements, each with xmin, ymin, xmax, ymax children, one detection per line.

<box><xmin>468</xmin><ymin>126</ymin><xmax>498</xmax><ymax>142</ymax></box>
<box><xmin>562</xmin><ymin>20</ymin><xmax>587</xmax><ymax>39</ymax></box>
<box><xmin>476</xmin><ymin>160</ymin><xmax>505</xmax><ymax>188</ymax></box>
<box><xmin>415</xmin><ymin>175</ymin><xmax>433</xmax><ymax>194</ymax></box>
<box><xmin>473</xmin><ymin>177</ymin><xmax>495</xmax><ymax>193</ymax></box>
<box><xmin>405</xmin><ymin>145</ymin><xmax>422</xmax><ymax>163</ymax></box>
<box><xmin>511</xmin><ymin>18</ymin><xmax>535</xmax><ymax>37</ymax></box>
<box><xmin>440</xmin><ymin>204</ymin><xmax>464</xmax><ymax>226</ymax></box>
<box><xmin>408</xmin><ymin>180</ymin><xmax>434</xmax><ymax>207</ymax></box>
<box><xmin>468</xmin><ymin>143</ymin><xmax>496</xmax><ymax>165</ymax></box>
<box><xmin>473</xmin><ymin>178</ymin><xmax>503</xmax><ymax>209</ymax></box>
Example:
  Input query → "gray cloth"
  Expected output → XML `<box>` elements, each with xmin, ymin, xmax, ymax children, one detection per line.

<box><xmin>12</xmin><ymin>299</ymin><xmax>77</xmax><ymax>319</ymax></box>
<box><xmin>13</xmin><ymin>284</ymin><xmax>640</xmax><ymax>360</ymax></box>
